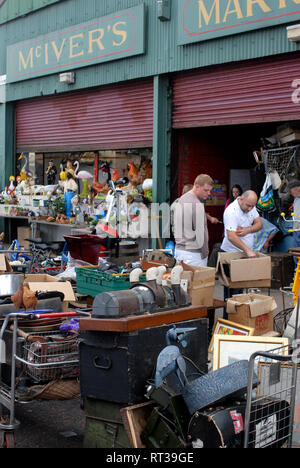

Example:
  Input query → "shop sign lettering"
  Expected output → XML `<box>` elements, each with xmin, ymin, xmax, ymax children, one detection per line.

<box><xmin>7</xmin><ymin>4</ymin><xmax>145</xmax><ymax>83</ymax></box>
<box><xmin>178</xmin><ymin>0</ymin><xmax>300</xmax><ymax>45</ymax></box>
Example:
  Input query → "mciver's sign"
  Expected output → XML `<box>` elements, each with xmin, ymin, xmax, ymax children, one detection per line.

<box><xmin>7</xmin><ymin>4</ymin><xmax>145</xmax><ymax>83</ymax></box>
<box><xmin>178</xmin><ymin>0</ymin><xmax>300</xmax><ymax>44</ymax></box>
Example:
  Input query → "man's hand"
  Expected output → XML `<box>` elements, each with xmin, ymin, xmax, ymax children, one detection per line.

<box><xmin>236</xmin><ymin>226</ymin><xmax>251</xmax><ymax>237</ymax></box>
<box><xmin>245</xmin><ymin>248</ymin><xmax>257</xmax><ymax>258</ymax></box>
<box><xmin>207</xmin><ymin>215</ymin><xmax>221</xmax><ymax>224</ymax></box>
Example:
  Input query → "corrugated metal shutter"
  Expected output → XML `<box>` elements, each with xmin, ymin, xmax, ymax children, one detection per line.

<box><xmin>16</xmin><ymin>79</ymin><xmax>153</xmax><ymax>152</ymax></box>
<box><xmin>172</xmin><ymin>54</ymin><xmax>300</xmax><ymax>128</ymax></box>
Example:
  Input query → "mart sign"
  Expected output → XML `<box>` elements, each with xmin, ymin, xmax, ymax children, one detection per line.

<box><xmin>178</xmin><ymin>0</ymin><xmax>300</xmax><ymax>45</ymax></box>
<box><xmin>7</xmin><ymin>4</ymin><xmax>145</xmax><ymax>83</ymax></box>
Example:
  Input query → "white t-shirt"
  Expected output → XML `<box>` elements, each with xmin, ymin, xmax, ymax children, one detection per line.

<box><xmin>221</xmin><ymin>198</ymin><xmax>260</xmax><ymax>252</ymax></box>
<box><xmin>294</xmin><ymin>197</ymin><xmax>300</xmax><ymax>229</ymax></box>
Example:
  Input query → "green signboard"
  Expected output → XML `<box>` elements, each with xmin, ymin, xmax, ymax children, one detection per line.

<box><xmin>7</xmin><ymin>3</ymin><xmax>145</xmax><ymax>83</ymax></box>
<box><xmin>0</xmin><ymin>0</ymin><xmax>62</xmax><ymax>25</ymax></box>
<box><xmin>178</xmin><ymin>0</ymin><xmax>300</xmax><ymax>45</ymax></box>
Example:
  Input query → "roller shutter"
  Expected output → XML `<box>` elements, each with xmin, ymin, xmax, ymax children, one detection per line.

<box><xmin>172</xmin><ymin>54</ymin><xmax>300</xmax><ymax>128</ymax></box>
<box><xmin>16</xmin><ymin>78</ymin><xmax>153</xmax><ymax>152</ymax></box>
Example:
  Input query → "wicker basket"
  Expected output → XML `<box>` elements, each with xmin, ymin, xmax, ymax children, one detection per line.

<box><xmin>27</xmin><ymin>378</ymin><xmax>80</xmax><ymax>400</ymax></box>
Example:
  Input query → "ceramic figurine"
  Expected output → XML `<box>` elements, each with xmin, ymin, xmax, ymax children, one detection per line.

<box><xmin>46</xmin><ymin>160</ymin><xmax>57</xmax><ymax>185</ymax></box>
<box><xmin>59</xmin><ymin>163</ymin><xmax>67</xmax><ymax>191</ymax></box>
<box><xmin>18</xmin><ymin>153</ymin><xmax>28</xmax><ymax>180</ymax></box>
<box><xmin>73</xmin><ymin>160</ymin><xmax>93</xmax><ymax>198</ymax></box>
<box><xmin>71</xmin><ymin>194</ymin><xmax>83</xmax><ymax>224</ymax></box>
<box><xmin>65</xmin><ymin>159</ymin><xmax>75</xmax><ymax>177</ymax></box>
<box><xmin>15</xmin><ymin>176</ymin><xmax>22</xmax><ymax>196</ymax></box>
<box><xmin>64</xmin><ymin>190</ymin><xmax>75</xmax><ymax>219</ymax></box>
<box><xmin>64</xmin><ymin>172</ymin><xmax>78</xmax><ymax>193</ymax></box>
<box><xmin>8</xmin><ymin>176</ymin><xmax>15</xmax><ymax>197</ymax></box>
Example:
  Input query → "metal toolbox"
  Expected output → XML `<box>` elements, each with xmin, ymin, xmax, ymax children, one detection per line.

<box><xmin>83</xmin><ymin>398</ymin><xmax>130</xmax><ymax>449</ymax></box>
<box><xmin>79</xmin><ymin>317</ymin><xmax>208</xmax><ymax>404</ymax></box>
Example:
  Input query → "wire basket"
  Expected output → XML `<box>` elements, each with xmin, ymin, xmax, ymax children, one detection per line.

<box><xmin>22</xmin><ymin>330</ymin><xmax>80</xmax><ymax>383</ymax></box>
<box><xmin>244</xmin><ymin>346</ymin><xmax>298</xmax><ymax>448</ymax></box>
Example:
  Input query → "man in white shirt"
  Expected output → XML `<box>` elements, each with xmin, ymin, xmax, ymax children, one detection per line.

<box><xmin>220</xmin><ymin>190</ymin><xmax>262</xmax><ymax>319</ymax></box>
<box><xmin>221</xmin><ymin>190</ymin><xmax>263</xmax><ymax>257</ymax></box>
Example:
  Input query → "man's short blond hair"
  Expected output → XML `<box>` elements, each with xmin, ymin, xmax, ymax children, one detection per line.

<box><xmin>194</xmin><ymin>174</ymin><xmax>214</xmax><ymax>187</ymax></box>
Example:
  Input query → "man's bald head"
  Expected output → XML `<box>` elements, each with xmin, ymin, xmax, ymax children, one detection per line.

<box><xmin>238</xmin><ymin>190</ymin><xmax>258</xmax><ymax>213</ymax></box>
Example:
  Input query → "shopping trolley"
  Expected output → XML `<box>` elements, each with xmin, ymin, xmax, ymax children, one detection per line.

<box><xmin>243</xmin><ymin>345</ymin><xmax>298</xmax><ymax>448</ymax></box>
<box><xmin>0</xmin><ymin>310</ymin><xmax>90</xmax><ymax>448</ymax></box>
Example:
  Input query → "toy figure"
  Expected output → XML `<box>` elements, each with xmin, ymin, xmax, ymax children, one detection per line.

<box><xmin>18</xmin><ymin>153</ymin><xmax>28</xmax><ymax>180</ymax></box>
<box><xmin>127</xmin><ymin>161</ymin><xmax>139</xmax><ymax>184</ymax></box>
<box><xmin>73</xmin><ymin>160</ymin><xmax>93</xmax><ymax>198</ymax></box>
<box><xmin>71</xmin><ymin>194</ymin><xmax>84</xmax><ymax>224</ymax></box>
<box><xmin>46</xmin><ymin>160</ymin><xmax>57</xmax><ymax>185</ymax></box>
<box><xmin>59</xmin><ymin>163</ymin><xmax>67</xmax><ymax>191</ymax></box>
<box><xmin>138</xmin><ymin>160</ymin><xmax>152</xmax><ymax>183</ymax></box>
<box><xmin>8</xmin><ymin>176</ymin><xmax>15</xmax><ymax>197</ymax></box>
<box><xmin>20</xmin><ymin>175</ymin><xmax>34</xmax><ymax>194</ymax></box>
<box><xmin>65</xmin><ymin>159</ymin><xmax>75</xmax><ymax>177</ymax></box>
<box><xmin>15</xmin><ymin>176</ymin><xmax>22</xmax><ymax>196</ymax></box>
<box><xmin>99</xmin><ymin>161</ymin><xmax>111</xmax><ymax>183</ymax></box>
<box><xmin>64</xmin><ymin>172</ymin><xmax>78</xmax><ymax>193</ymax></box>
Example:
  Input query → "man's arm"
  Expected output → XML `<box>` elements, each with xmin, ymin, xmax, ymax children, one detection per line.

<box><xmin>206</xmin><ymin>213</ymin><xmax>221</xmax><ymax>224</ymax></box>
<box><xmin>227</xmin><ymin>230</ymin><xmax>257</xmax><ymax>258</ymax></box>
<box><xmin>236</xmin><ymin>216</ymin><xmax>263</xmax><ymax>237</ymax></box>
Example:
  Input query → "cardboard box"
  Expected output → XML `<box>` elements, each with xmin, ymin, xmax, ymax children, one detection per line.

<box><xmin>180</xmin><ymin>262</ymin><xmax>215</xmax><ymax>307</ymax></box>
<box><xmin>226</xmin><ymin>293</ymin><xmax>277</xmax><ymax>336</ymax></box>
<box><xmin>0</xmin><ymin>254</ymin><xmax>12</xmax><ymax>273</ymax></box>
<box><xmin>25</xmin><ymin>275</ymin><xmax>75</xmax><ymax>312</ymax></box>
<box><xmin>217</xmin><ymin>252</ymin><xmax>271</xmax><ymax>288</ymax></box>
<box><xmin>24</xmin><ymin>274</ymin><xmax>59</xmax><ymax>283</ymax></box>
<box><xmin>17</xmin><ymin>226</ymin><xmax>40</xmax><ymax>249</ymax></box>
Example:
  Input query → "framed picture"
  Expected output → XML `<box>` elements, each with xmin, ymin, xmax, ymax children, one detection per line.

<box><xmin>208</xmin><ymin>318</ymin><xmax>254</xmax><ymax>353</ymax></box>
<box><xmin>213</xmin><ymin>335</ymin><xmax>289</xmax><ymax>370</ymax></box>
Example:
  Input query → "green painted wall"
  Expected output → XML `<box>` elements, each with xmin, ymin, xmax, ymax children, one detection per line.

<box><xmin>0</xmin><ymin>0</ymin><xmax>299</xmax><ymax>102</ymax></box>
<box><xmin>0</xmin><ymin>0</ymin><xmax>63</xmax><ymax>25</ymax></box>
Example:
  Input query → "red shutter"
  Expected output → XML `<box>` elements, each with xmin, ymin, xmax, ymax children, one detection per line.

<box><xmin>16</xmin><ymin>79</ymin><xmax>153</xmax><ymax>152</ymax></box>
<box><xmin>172</xmin><ymin>54</ymin><xmax>300</xmax><ymax>128</ymax></box>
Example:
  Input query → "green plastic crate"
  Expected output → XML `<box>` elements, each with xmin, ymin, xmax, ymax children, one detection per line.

<box><xmin>76</xmin><ymin>266</ymin><xmax>145</xmax><ymax>297</ymax></box>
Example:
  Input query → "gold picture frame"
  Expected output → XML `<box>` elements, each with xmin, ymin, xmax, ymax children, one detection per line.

<box><xmin>213</xmin><ymin>335</ymin><xmax>289</xmax><ymax>370</ymax></box>
<box><xmin>208</xmin><ymin>318</ymin><xmax>254</xmax><ymax>354</ymax></box>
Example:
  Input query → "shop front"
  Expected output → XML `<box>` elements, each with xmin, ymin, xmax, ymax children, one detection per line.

<box><xmin>171</xmin><ymin>52</ymin><xmax>300</xmax><ymax>249</ymax></box>
<box><xmin>1</xmin><ymin>0</ymin><xmax>300</xmax><ymax>248</ymax></box>
<box><xmin>2</xmin><ymin>77</ymin><xmax>154</xmax><ymax>244</ymax></box>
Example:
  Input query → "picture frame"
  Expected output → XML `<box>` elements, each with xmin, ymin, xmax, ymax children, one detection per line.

<box><xmin>212</xmin><ymin>335</ymin><xmax>289</xmax><ymax>370</ymax></box>
<box><xmin>120</xmin><ymin>401</ymin><xmax>154</xmax><ymax>448</ymax></box>
<box><xmin>208</xmin><ymin>318</ymin><xmax>254</xmax><ymax>353</ymax></box>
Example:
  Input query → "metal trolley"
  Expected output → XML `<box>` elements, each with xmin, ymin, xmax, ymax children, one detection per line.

<box><xmin>243</xmin><ymin>346</ymin><xmax>298</xmax><ymax>448</ymax></box>
<box><xmin>0</xmin><ymin>311</ymin><xmax>89</xmax><ymax>448</ymax></box>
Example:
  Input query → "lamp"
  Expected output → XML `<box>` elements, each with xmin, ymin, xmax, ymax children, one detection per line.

<box><xmin>59</xmin><ymin>72</ymin><xmax>75</xmax><ymax>84</ymax></box>
<box><xmin>157</xmin><ymin>0</ymin><xmax>171</xmax><ymax>21</ymax></box>
<box><xmin>287</xmin><ymin>24</ymin><xmax>300</xmax><ymax>42</ymax></box>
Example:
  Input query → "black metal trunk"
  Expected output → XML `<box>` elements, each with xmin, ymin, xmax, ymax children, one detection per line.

<box><xmin>79</xmin><ymin>317</ymin><xmax>208</xmax><ymax>405</ymax></box>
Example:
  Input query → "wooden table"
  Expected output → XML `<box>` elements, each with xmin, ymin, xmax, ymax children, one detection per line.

<box><xmin>79</xmin><ymin>299</ymin><xmax>225</xmax><ymax>333</ymax></box>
